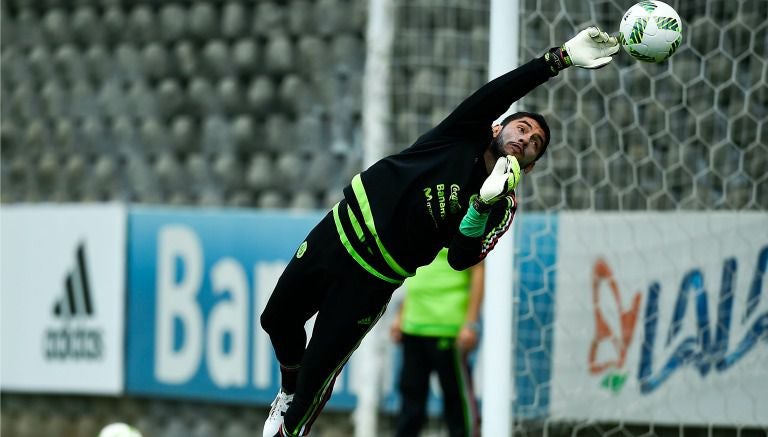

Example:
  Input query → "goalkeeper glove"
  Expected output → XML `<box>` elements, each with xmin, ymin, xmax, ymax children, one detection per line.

<box><xmin>545</xmin><ymin>26</ymin><xmax>619</xmax><ymax>73</ymax></box>
<box><xmin>473</xmin><ymin>155</ymin><xmax>521</xmax><ymax>213</ymax></box>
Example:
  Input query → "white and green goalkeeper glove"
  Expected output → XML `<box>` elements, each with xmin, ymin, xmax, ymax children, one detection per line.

<box><xmin>474</xmin><ymin>155</ymin><xmax>521</xmax><ymax>213</ymax></box>
<box><xmin>460</xmin><ymin>156</ymin><xmax>520</xmax><ymax>238</ymax></box>
<box><xmin>545</xmin><ymin>26</ymin><xmax>620</xmax><ymax>73</ymax></box>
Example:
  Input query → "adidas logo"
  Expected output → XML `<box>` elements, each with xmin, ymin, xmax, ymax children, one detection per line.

<box><xmin>53</xmin><ymin>243</ymin><xmax>94</xmax><ymax>319</ymax></box>
<box><xmin>44</xmin><ymin>242</ymin><xmax>103</xmax><ymax>361</ymax></box>
<box><xmin>357</xmin><ymin>316</ymin><xmax>372</xmax><ymax>326</ymax></box>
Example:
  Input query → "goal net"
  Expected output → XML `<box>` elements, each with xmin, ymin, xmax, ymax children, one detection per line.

<box><xmin>391</xmin><ymin>0</ymin><xmax>767</xmax><ymax>434</ymax></box>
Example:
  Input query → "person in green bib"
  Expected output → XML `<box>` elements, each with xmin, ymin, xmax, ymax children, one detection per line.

<box><xmin>390</xmin><ymin>248</ymin><xmax>484</xmax><ymax>437</ymax></box>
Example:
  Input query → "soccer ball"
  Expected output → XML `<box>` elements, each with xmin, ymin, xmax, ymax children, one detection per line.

<box><xmin>619</xmin><ymin>0</ymin><xmax>683</xmax><ymax>63</ymax></box>
<box><xmin>98</xmin><ymin>423</ymin><xmax>143</xmax><ymax>437</ymax></box>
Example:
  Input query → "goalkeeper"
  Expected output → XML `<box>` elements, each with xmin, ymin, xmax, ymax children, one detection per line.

<box><xmin>260</xmin><ymin>27</ymin><xmax>619</xmax><ymax>437</ymax></box>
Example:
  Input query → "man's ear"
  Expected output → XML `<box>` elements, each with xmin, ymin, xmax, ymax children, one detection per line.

<box><xmin>523</xmin><ymin>162</ymin><xmax>535</xmax><ymax>174</ymax></box>
<box><xmin>491</xmin><ymin>124</ymin><xmax>502</xmax><ymax>138</ymax></box>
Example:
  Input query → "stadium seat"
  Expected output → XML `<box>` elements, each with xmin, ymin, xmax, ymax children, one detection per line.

<box><xmin>331</xmin><ymin>34</ymin><xmax>364</xmax><ymax>73</ymax></box>
<box><xmin>189</xmin><ymin>2</ymin><xmax>217</xmax><ymax>41</ymax></box>
<box><xmin>54</xmin><ymin>119</ymin><xmax>77</xmax><ymax>153</ymax></box>
<box><xmin>126</xmin><ymin>154</ymin><xmax>158</xmax><ymax>201</ymax></box>
<box><xmin>91</xmin><ymin>155</ymin><xmax>118</xmax><ymax>195</ymax></box>
<box><xmin>231</xmin><ymin>114</ymin><xmax>257</xmax><ymax>153</ymax></box>
<box><xmin>410</xmin><ymin>68</ymin><xmax>439</xmax><ymax>113</ymax></box>
<box><xmin>264</xmin><ymin>113</ymin><xmax>292</xmax><ymax>152</ymax></box>
<box><xmin>274</xmin><ymin>152</ymin><xmax>306</xmax><ymax>189</ymax></box>
<box><xmin>170</xmin><ymin>115</ymin><xmax>198</xmax><ymax>155</ymax></box>
<box><xmin>221</xmin><ymin>1</ymin><xmax>248</xmax><ymax>39</ymax></box>
<box><xmin>256</xmin><ymin>189</ymin><xmax>286</xmax><ymax>209</ymax></box>
<box><xmin>27</xmin><ymin>45</ymin><xmax>55</xmax><ymax>85</ymax></box>
<box><xmin>80</xmin><ymin>117</ymin><xmax>108</xmax><ymax>154</ymax></box>
<box><xmin>0</xmin><ymin>119</ymin><xmax>18</xmax><ymax>156</ymax></box>
<box><xmin>112</xmin><ymin>116</ymin><xmax>138</xmax><ymax>151</ymax></box>
<box><xmin>202</xmin><ymin>40</ymin><xmax>233</xmax><ymax>78</ymax></box>
<box><xmin>157</xmin><ymin>79</ymin><xmax>185</xmax><ymax>119</ymax></box>
<box><xmin>446</xmin><ymin>67</ymin><xmax>474</xmax><ymax>99</ymax></box>
<box><xmin>253</xmin><ymin>1</ymin><xmax>285</xmax><ymax>36</ymax></box>
<box><xmin>103</xmin><ymin>6</ymin><xmax>127</xmax><ymax>47</ymax></box>
<box><xmin>218</xmin><ymin>77</ymin><xmax>243</xmax><ymax>116</ymax></box>
<box><xmin>295</xmin><ymin>112</ymin><xmax>325</xmax><ymax>153</ymax></box>
<box><xmin>247</xmin><ymin>75</ymin><xmax>276</xmax><ymax>115</ymax></box>
<box><xmin>114</xmin><ymin>43</ymin><xmax>144</xmax><ymax>83</ymax></box>
<box><xmin>297</xmin><ymin>35</ymin><xmax>329</xmax><ymax>77</ymax></box>
<box><xmin>210</xmin><ymin>151</ymin><xmax>242</xmax><ymax>191</ymax></box>
<box><xmin>315</xmin><ymin>0</ymin><xmax>346</xmax><ymax>36</ymax></box>
<box><xmin>201</xmin><ymin>115</ymin><xmax>234</xmax><ymax>153</ymax></box>
<box><xmin>64</xmin><ymin>153</ymin><xmax>87</xmax><ymax>196</ymax></box>
<box><xmin>303</xmin><ymin>152</ymin><xmax>334</xmax><ymax>191</ymax></box>
<box><xmin>222</xmin><ymin>421</ymin><xmax>251</xmax><ymax>437</ymax></box>
<box><xmin>245</xmin><ymin>152</ymin><xmax>273</xmax><ymax>191</ymax></box>
<box><xmin>42</xmin><ymin>8</ymin><xmax>72</xmax><ymax>46</ymax></box>
<box><xmin>129</xmin><ymin>5</ymin><xmax>157</xmax><ymax>46</ymax></box>
<box><xmin>227</xmin><ymin>189</ymin><xmax>253</xmax><ymax>207</ymax></box>
<box><xmin>289</xmin><ymin>190</ymin><xmax>319</xmax><ymax>210</ymax></box>
<box><xmin>278</xmin><ymin>74</ymin><xmax>304</xmax><ymax>113</ymax></box>
<box><xmin>173</xmin><ymin>40</ymin><xmax>200</xmax><ymax>80</ymax></box>
<box><xmin>154</xmin><ymin>151</ymin><xmax>185</xmax><ymax>191</ymax></box>
<box><xmin>37</xmin><ymin>151</ymin><xmax>60</xmax><ymax>196</ymax></box>
<box><xmin>1</xmin><ymin>4</ymin><xmax>15</xmax><ymax>49</ymax></box>
<box><xmin>41</xmin><ymin>80</ymin><xmax>68</xmax><ymax>119</ymax></box>
<box><xmin>72</xmin><ymin>5</ymin><xmax>104</xmax><ymax>46</ymax></box>
<box><xmin>188</xmin><ymin>77</ymin><xmax>218</xmax><ymax>116</ymax></box>
<box><xmin>190</xmin><ymin>418</ymin><xmax>218</xmax><ymax>437</ymax></box>
<box><xmin>159</xmin><ymin>3</ymin><xmax>187</xmax><ymax>43</ymax></box>
<box><xmin>84</xmin><ymin>44</ymin><xmax>112</xmax><ymax>83</ymax></box>
<box><xmin>70</xmin><ymin>80</ymin><xmax>99</xmax><ymax>118</ymax></box>
<box><xmin>198</xmin><ymin>188</ymin><xmax>225</xmax><ymax>206</ymax></box>
<box><xmin>99</xmin><ymin>79</ymin><xmax>130</xmax><ymax>119</ymax></box>
<box><xmin>14</xmin><ymin>411</ymin><xmax>45</xmax><ymax>437</ymax></box>
<box><xmin>167</xmin><ymin>191</ymin><xmax>190</xmax><ymax>206</ymax></box>
<box><xmin>143</xmin><ymin>42</ymin><xmax>171</xmax><ymax>82</ymax></box>
<box><xmin>288</xmin><ymin>0</ymin><xmax>314</xmax><ymax>35</ymax></box>
<box><xmin>322</xmin><ymin>187</ymin><xmax>344</xmax><ymax>209</ymax></box>
<box><xmin>24</xmin><ymin>120</ymin><xmax>52</xmax><ymax>154</ymax></box>
<box><xmin>232</xmin><ymin>39</ymin><xmax>259</xmax><ymax>77</ymax></box>
<box><xmin>4</xmin><ymin>156</ymin><xmax>29</xmax><ymax>199</ymax></box>
<box><xmin>264</xmin><ymin>32</ymin><xmax>294</xmax><ymax>75</ymax></box>
<box><xmin>125</xmin><ymin>81</ymin><xmax>158</xmax><ymax>118</ymax></box>
<box><xmin>185</xmin><ymin>152</ymin><xmax>210</xmax><ymax>192</ymax></box>
<box><xmin>159</xmin><ymin>417</ymin><xmax>191</xmax><ymax>437</ymax></box>
<box><xmin>14</xmin><ymin>8</ymin><xmax>45</xmax><ymax>51</ymax></box>
<box><xmin>11</xmin><ymin>83</ymin><xmax>40</xmax><ymax>122</ymax></box>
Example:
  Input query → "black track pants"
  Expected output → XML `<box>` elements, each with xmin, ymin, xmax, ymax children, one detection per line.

<box><xmin>260</xmin><ymin>211</ymin><xmax>396</xmax><ymax>436</ymax></box>
<box><xmin>396</xmin><ymin>333</ymin><xmax>480</xmax><ymax>437</ymax></box>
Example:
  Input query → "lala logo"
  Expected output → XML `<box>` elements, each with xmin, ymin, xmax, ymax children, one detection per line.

<box><xmin>587</xmin><ymin>246</ymin><xmax>768</xmax><ymax>395</ymax></box>
<box><xmin>588</xmin><ymin>258</ymin><xmax>642</xmax><ymax>393</ymax></box>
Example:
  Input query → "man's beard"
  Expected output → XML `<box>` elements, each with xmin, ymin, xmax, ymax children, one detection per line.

<box><xmin>490</xmin><ymin>135</ymin><xmax>506</xmax><ymax>159</ymax></box>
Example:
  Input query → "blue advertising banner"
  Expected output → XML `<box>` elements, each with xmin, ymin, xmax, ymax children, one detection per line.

<box><xmin>125</xmin><ymin>208</ymin><xmax>363</xmax><ymax>408</ymax></box>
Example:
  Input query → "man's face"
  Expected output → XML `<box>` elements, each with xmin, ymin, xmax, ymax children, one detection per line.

<box><xmin>491</xmin><ymin>117</ymin><xmax>546</xmax><ymax>170</ymax></box>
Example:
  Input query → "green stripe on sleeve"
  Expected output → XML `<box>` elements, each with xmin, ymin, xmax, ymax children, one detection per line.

<box><xmin>350</xmin><ymin>174</ymin><xmax>414</xmax><ymax>278</ymax></box>
<box><xmin>346</xmin><ymin>205</ymin><xmax>366</xmax><ymax>243</ymax></box>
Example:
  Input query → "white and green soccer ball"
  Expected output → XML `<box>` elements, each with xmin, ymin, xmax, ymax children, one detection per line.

<box><xmin>619</xmin><ymin>0</ymin><xmax>683</xmax><ymax>63</ymax></box>
<box><xmin>98</xmin><ymin>423</ymin><xmax>143</xmax><ymax>437</ymax></box>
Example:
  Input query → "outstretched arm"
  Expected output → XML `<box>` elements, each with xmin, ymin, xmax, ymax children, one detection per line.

<box><xmin>431</xmin><ymin>26</ymin><xmax>619</xmax><ymax>142</ymax></box>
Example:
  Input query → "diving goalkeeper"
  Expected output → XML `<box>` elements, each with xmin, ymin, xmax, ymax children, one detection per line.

<box><xmin>260</xmin><ymin>27</ymin><xmax>619</xmax><ymax>437</ymax></box>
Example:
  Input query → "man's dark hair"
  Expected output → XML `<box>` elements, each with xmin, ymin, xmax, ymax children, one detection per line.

<box><xmin>500</xmin><ymin>111</ymin><xmax>551</xmax><ymax>160</ymax></box>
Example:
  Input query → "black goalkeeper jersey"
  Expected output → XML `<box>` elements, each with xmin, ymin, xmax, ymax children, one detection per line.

<box><xmin>336</xmin><ymin>56</ymin><xmax>556</xmax><ymax>283</ymax></box>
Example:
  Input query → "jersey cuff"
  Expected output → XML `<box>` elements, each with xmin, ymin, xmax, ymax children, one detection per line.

<box><xmin>459</xmin><ymin>197</ymin><xmax>491</xmax><ymax>238</ymax></box>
